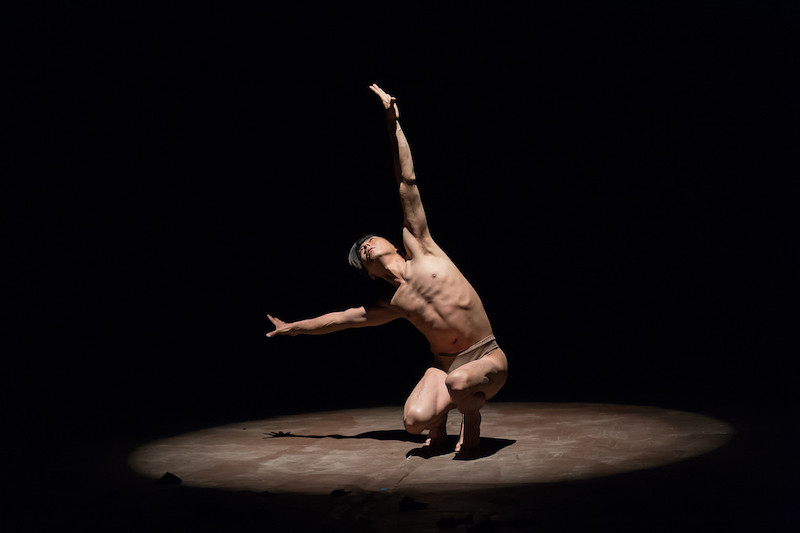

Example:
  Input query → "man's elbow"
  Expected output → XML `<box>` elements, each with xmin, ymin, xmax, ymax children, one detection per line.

<box><xmin>399</xmin><ymin>175</ymin><xmax>418</xmax><ymax>190</ymax></box>
<box><xmin>341</xmin><ymin>307</ymin><xmax>368</xmax><ymax>327</ymax></box>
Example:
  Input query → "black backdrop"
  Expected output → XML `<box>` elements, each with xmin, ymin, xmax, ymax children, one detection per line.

<box><xmin>4</xmin><ymin>2</ymin><xmax>795</xmax><ymax>443</ymax></box>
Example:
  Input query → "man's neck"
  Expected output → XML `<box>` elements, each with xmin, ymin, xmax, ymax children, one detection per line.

<box><xmin>380</xmin><ymin>257</ymin><xmax>408</xmax><ymax>286</ymax></box>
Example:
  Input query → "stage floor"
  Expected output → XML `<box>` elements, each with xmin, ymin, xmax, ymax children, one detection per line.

<box><xmin>10</xmin><ymin>402</ymin><xmax>796</xmax><ymax>532</ymax></box>
<box><xmin>129</xmin><ymin>402</ymin><xmax>732</xmax><ymax>494</ymax></box>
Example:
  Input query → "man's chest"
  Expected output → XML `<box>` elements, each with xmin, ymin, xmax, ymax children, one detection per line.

<box><xmin>391</xmin><ymin>260</ymin><xmax>465</xmax><ymax>314</ymax></box>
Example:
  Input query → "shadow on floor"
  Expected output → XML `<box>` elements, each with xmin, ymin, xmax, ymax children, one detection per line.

<box><xmin>264</xmin><ymin>429</ymin><xmax>516</xmax><ymax>460</ymax></box>
<box><xmin>264</xmin><ymin>429</ymin><xmax>426</xmax><ymax>443</ymax></box>
<box><xmin>405</xmin><ymin>436</ymin><xmax>516</xmax><ymax>460</ymax></box>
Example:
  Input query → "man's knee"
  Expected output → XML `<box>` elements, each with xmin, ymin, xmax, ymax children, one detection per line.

<box><xmin>446</xmin><ymin>369</ymin><xmax>491</xmax><ymax>413</ymax></box>
<box><xmin>404</xmin><ymin>405</ymin><xmax>432</xmax><ymax>434</ymax></box>
<box><xmin>445</xmin><ymin>369</ymin><xmax>483</xmax><ymax>396</ymax></box>
<box><xmin>447</xmin><ymin>363</ymin><xmax>508</xmax><ymax>400</ymax></box>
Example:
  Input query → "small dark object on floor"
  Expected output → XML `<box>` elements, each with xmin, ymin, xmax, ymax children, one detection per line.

<box><xmin>399</xmin><ymin>496</ymin><xmax>428</xmax><ymax>511</ymax></box>
<box><xmin>330</xmin><ymin>489</ymin><xmax>351</xmax><ymax>498</ymax></box>
<box><xmin>156</xmin><ymin>472</ymin><xmax>182</xmax><ymax>486</ymax></box>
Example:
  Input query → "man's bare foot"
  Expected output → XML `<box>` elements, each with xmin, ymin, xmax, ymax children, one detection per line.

<box><xmin>424</xmin><ymin>418</ymin><xmax>449</xmax><ymax>450</ymax></box>
<box><xmin>455</xmin><ymin>412</ymin><xmax>481</xmax><ymax>453</ymax></box>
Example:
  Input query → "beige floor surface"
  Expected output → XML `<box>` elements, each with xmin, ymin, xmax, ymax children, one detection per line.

<box><xmin>129</xmin><ymin>402</ymin><xmax>732</xmax><ymax>495</ymax></box>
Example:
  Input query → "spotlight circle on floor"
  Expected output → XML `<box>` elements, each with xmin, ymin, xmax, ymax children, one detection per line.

<box><xmin>128</xmin><ymin>403</ymin><xmax>732</xmax><ymax>494</ymax></box>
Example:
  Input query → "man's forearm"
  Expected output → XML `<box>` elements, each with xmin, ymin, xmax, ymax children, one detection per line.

<box><xmin>388</xmin><ymin>117</ymin><xmax>416</xmax><ymax>184</ymax></box>
<box><xmin>286</xmin><ymin>311</ymin><xmax>350</xmax><ymax>336</ymax></box>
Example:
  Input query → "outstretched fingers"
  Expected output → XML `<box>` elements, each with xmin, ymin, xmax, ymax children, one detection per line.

<box><xmin>266</xmin><ymin>314</ymin><xmax>286</xmax><ymax>338</ymax></box>
<box><xmin>369</xmin><ymin>83</ymin><xmax>388</xmax><ymax>100</ymax></box>
<box><xmin>369</xmin><ymin>83</ymin><xmax>399</xmax><ymax>116</ymax></box>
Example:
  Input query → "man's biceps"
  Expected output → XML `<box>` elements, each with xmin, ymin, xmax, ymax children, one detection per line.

<box><xmin>368</xmin><ymin>306</ymin><xmax>401</xmax><ymax>324</ymax></box>
<box><xmin>403</xmin><ymin>210</ymin><xmax>430</xmax><ymax>238</ymax></box>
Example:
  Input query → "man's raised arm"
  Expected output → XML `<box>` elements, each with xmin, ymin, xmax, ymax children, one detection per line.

<box><xmin>369</xmin><ymin>84</ymin><xmax>430</xmax><ymax>240</ymax></box>
<box><xmin>266</xmin><ymin>304</ymin><xmax>399</xmax><ymax>337</ymax></box>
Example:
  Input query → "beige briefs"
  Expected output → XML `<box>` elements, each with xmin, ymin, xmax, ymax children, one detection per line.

<box><xmin>434</xmin><ymin>335</ymin><xmax>500</xmax><ymax>374</ymax></box>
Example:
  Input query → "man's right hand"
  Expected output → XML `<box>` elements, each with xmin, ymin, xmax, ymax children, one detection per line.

<box><xmin>266</xmin><ymin>314</ymin><xmax>295</xmax><ymax>337</ymax></box>
<box><xmin>369</xmin><ymin>83</ymin><xmax>399</xmax><ymax>120</ymax></box>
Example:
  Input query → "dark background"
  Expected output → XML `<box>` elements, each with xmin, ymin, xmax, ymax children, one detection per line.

<box><xmin>4</xmin><ymin>1</ymin><xmax>795</xmax><ymax>459</ymax></box>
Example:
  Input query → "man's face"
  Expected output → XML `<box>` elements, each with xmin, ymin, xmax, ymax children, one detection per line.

<box><xmin>359</xmin><ymin>236</ymin><xmax>397</xmax><ymax>270</ymax></box>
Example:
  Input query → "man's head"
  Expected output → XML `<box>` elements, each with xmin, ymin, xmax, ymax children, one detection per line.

<box><xmin>348</xmin><ymin>234</ymin><xmax>403</xmax><ymax>279</ymax></box>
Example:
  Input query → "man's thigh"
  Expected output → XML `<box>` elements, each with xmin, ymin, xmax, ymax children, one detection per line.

<box><xmin>446</xmin><ymin>349</ymin><xmax>508</xmax><ymax>400</ymax></box>
<box><xmin>405</xmin><ymin>367</ymin><xmax>452</xmax><ymax>412</ymax></box>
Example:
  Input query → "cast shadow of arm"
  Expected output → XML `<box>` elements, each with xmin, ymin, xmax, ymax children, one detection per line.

<box><xmin>264</xmin><ymin>429</ymin><xmax>426</xmax><ymax>443</ymax></box>
<box><xmin>265</xmin><ymin>430</ymin><xmax>516</xmax><ymax>460</ymax></box>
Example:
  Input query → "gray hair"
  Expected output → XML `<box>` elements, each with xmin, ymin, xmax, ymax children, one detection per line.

<box><xmin>348</xmin><ymin>234</ymin><xmax>376</xmax><ymax>272</ymax></box>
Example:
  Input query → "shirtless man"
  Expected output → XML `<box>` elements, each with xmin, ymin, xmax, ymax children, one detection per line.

<box><xmin>266</xmin><ymin>84</ymin><xmax>508</xmax><ymax>453</ymax></box>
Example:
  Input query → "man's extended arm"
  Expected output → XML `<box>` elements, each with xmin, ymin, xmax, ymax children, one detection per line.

<box><xmin>266</xmin><ymin>305</ymin><xmax>399</xmax><ymax>337</ymax></box>
<box><xmin>369</xmin><ymin>84</ymin><xmax>429</xmax><ymax>239</ymax></box>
